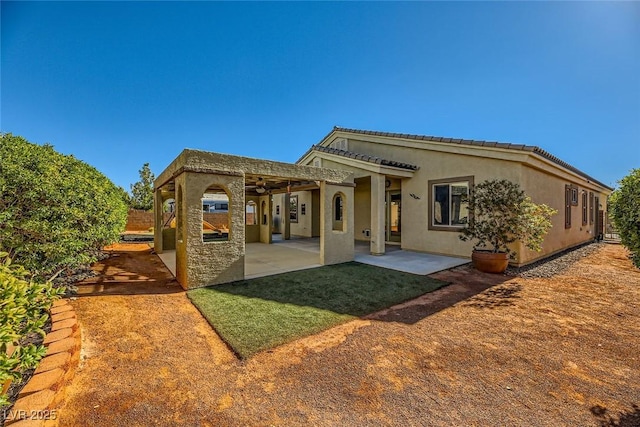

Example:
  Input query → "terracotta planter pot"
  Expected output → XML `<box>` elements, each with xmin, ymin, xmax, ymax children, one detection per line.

<box><xmin>471</xmin><ymin>250</ymin><xmax>509</xmax><ymax>274</ymax></box>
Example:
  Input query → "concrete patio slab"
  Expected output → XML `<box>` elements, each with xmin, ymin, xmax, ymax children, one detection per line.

<box><xmin>156</xmin><ymin>236</ymin><xmax>469</xmax><ymax>282</ymax></box>
<box><xmin>245</xmin><ymin>242</ymin><xmax>320</xmax><ymax>279</ymax></box>
<box><xmin>355</xmin><ymin>250</ymin><xmax>469</xmax><ymax>275</ymax></box>
<box><xmin>155</xmin><ymin>240</ymin><xmax>321</xmax><ymax>282</ymax></box>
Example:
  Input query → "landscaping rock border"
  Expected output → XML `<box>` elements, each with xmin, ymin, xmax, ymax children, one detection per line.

<box><xmin>506</xmin><ymin>242</ymin><xmax>603</xmax><ymax>278</ymax></box>
<box><xmin>4</xmin><ymin>300</ymin><xmax>81</xmax><ymax>426</ymax></box>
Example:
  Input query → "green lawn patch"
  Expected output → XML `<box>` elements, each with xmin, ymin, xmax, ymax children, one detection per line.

<box><xmin>187</xmin><ymin>262</ymin><xmax>448</xmax><ymax>358</ymax></box>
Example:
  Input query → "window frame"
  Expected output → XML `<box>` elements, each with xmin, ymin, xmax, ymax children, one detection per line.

<box><xmin>428</xmin><ymin>176</ymin><xmax>474</xmax><ymax>232</ymax></box>
<box><xmin>332</xmin><ymin>192</ymin><xmax>346</xmax><ymax>232</ymax></box>
<box><xmin>582</xmin><ymin>190</ymin><xmax>588</xmax><ymax>226</ymax></box>
<box><xmin>569</xmin><ymin>185</ymin><xmax>579</xmax><ymax>206</ymax></box>
<box><xmin>565</xmin><ymin>184</ymin><xmax>573</xmax><ymax>229</ymax></box>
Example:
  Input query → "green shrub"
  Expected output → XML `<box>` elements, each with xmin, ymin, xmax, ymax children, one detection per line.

<box><xmin>609</xmin><ymin>169</ymin><xmax>640</xmax><ymax>268</ymax></box>
<box><xmin>0</xmin><ymin>253</ymin><xmax>64</xmax><ymax>408</ymax></box>
<box><xmin>0</xmin><ymin>133</ymin><xmax>128</xmax><ymax>279</ymax></box>
<box><xmin>459</xmin><ymin>179</ymin><xmax>557</xmax><ymax>257</ymax></box>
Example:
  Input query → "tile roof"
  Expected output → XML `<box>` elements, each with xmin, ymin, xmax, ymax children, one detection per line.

<box><xmin>311</xmin><ymin>127</ymin><xmax>612</xmax><ymax>190</ymax></box>
<box><xmin>306</xmin><ymin>145</ymin><xmax>419</xmax><ymax>171</ymax></box>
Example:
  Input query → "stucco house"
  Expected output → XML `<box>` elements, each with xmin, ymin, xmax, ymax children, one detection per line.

<box><xmin>154</xmin><ymin>127</ymin><xmax>612</xmax><ymax>290</ymax></box>
<box><xmin>289</xmin><ymin>127</ymin><xmax>612</xmax><ymax>265</ymax></box>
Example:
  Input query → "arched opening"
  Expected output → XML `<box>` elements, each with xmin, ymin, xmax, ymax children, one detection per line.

<box><xmin>332</xmin><ymin>192</ymin><xmax>346</xmax><ymax>232</ymax></box>
<box><xmin>202</xmin><ymin>186</ymin><xmax>230</xmax><ymax>242</ymax></box>
<box><xmin>246</xmin><ymin>201</ymin><xmax>257</xmax><ymax>225</ymax></box>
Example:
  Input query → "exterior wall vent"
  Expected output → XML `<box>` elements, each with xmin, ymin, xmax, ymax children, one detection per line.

<box><xmin>332</xmin><ymin>138</ymin><xmax>348</xmax><ymax>151</ymax></box>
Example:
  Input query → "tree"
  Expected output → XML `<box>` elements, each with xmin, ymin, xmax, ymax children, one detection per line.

<box><xmin>0</xmin><ymin>133</ymin><xmax>128</xmax><ymax>279</ymax></box>
<box><xmin>609</xmin><ymin>169</ymin><xmax>640</xmax><ymax>268</ymax></box>
<box><xmin>459</xmin><ymin>179</ymin><xmax>557</xmax><ymax>257</ymax></box>
<box><xmin>130</xmin><ymin>163</ymin><xmax>155</xmax><ymax>211</ymax></box>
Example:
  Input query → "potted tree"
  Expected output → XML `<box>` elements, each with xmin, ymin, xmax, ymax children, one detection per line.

<box><xmin>459</xmin><ymin>179</ymin><xmax>556</xmax><ymax>273</ymax></box>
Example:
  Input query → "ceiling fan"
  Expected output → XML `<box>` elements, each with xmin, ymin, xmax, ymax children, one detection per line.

<box><xmin>245</xmin><ymin>177</ymin><xmax>268</xmax><ymax>194</ymax></box>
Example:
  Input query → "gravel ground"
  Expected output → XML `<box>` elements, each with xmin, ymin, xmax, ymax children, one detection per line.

<box><xmin>54</xmin><ymin>243</ymin><xmax>639</xmax><ymax>427</ymax></box>
<box><xmin>507</xmin><ymin>242</ymin><xmax>604</xmax><ymax>278</ymax></box>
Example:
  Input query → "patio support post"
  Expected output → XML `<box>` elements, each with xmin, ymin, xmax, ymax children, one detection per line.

<box><xmin>283</xmin><ymin>193</ymin><xmax>291</xmax><ymax>240</ymax></box>
<box><xmin>153</xmin><ymin>188</ymin><xmax>164</xmax><ymax>254</ymax></box>
<box><xmin>370</xmin><ymin>174</ymin><xmax>386</xmax><ymax>255</ymax></box>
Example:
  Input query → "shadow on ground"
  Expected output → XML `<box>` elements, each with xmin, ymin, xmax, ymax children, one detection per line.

<box><xmin>591</xmin><ymin>404</ymin><xmax>640</xmax><ymax>427</ymax></box>
<box><xmin>74</xmin><ymin>245</ymin><xmax>182</xmax><ymax>296</ymax></box>
<box><xmin>366</xmin><ymin>265</ymin><xmax>515</xmax><ymax>324</ymax></box>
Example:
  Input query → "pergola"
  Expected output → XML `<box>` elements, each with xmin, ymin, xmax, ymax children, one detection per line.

<box><xmin>153</xmin><ymin>149</ymin><xmax>355</xmax><ymax>290</ymax></box>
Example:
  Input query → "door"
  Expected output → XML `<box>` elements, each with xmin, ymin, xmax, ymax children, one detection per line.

<box><xmin>386</xmin><ymin>191</ymin><xmax>401</xmax><ymax>243</ymax></box>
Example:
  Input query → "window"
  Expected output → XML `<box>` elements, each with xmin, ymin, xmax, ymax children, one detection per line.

<box><xmin>289</xmin><ymin>195</ymin><xmax>298</xmax><ymax>223</ymax></box>
<box><xmin>429</xmin><ymin>177</ymin><xmax>473</xmax><ymax>231</ymax></box>
<box><xmin>569</xmin><ymin>185</ymin><xmax>579</xmax><ymax>206</ymax></box>
<box><xmin>332</xmin><ymin>192</ymin><xmax>346</xmax><ymax>231</ymax></box>
<box><xmin>565</xmin><ymin>185</ymin><xmax>572</xmax><ymax>229</ymax></box>
<box><xmin>589</xmin><ymin>192</ymin><xmax>594</xmax><ymax>225</ymax></box>
<box><xmin>582</xmin><ymin>191</ymin><xmax>588</xmax><ymax>226</ymax></box>
<box><xmin>245</xmin><ymin>201</ymin><xmax>257</xmax><ymax>225</ymax></box>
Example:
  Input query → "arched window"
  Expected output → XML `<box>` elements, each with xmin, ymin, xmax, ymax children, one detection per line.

<box><xmin>332</xmin><ymin>192</ymin><xmax>346</xmax><ymax>232</ymax></box>
<box><xmin>202</xmin><ymin>187</ymin><xmax>230</xmax><ymax>242</ymax></box>
<box><xmin>246</xmin><ymin>201</ymin><xmax>257</xmax><ymax>225</ymax></box>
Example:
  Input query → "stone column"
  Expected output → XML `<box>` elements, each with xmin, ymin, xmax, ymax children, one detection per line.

<box><xmin>175</xmin><ymin>171</ymin><xmax>245</xmax><ymax>290</ymax></box>
<box><xmin>370</xmin><ymin>174</ymin><xmax>386</xmax><ymax>255</ymax></box>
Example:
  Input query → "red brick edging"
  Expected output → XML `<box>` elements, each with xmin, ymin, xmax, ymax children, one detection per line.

<box><xmin>5</xmin><ymin>299</ymin><xmax>81</xmax><ymax>426</ymax></box>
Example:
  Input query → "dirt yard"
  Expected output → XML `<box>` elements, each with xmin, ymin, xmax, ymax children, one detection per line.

<box><xmin>55</xmin><ymin>243</ymin><xmax>639</xmax><ymax>426</ymax></box>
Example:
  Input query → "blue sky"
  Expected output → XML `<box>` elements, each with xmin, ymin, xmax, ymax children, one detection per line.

<box><xmin>2</xmin><ymin>1</ymin><xmax>638</xmax><ymax>191</ymax></box>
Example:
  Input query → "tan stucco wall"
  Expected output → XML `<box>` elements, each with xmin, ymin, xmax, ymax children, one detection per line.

<box><xmin>272</xmin><ymin>194</ymin><xmax>283</xmax><ymax>234</ymax></box>
<box><xmin>400</xmin><ymin>150</ymin><xmax>522</xmax><ymax>260</ymax></box>
<box><xmin>354</xmin><ymin>177</ymin><xmax>371</xmax><ymax>241</ymax></box>
<box><xmin>320</xmin><ymin>182</ymin><xmax>355</xmax><ymax>265</ymax></box>
<box><xmin>519</xmin><ymin>164</ymin><xmax>609</xmax><ymax>264</ymax></box>
<box><xmin>289</xmin><ymin>190</ymin><xmax>314</xmax><ymax>237</ymax></box>
<box><xmin>311</xmin><ymin>190</ymin><xmax>321</xmax><ymax>237</ymax></box>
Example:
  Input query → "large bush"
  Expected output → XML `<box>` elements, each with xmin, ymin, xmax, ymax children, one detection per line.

<box><xmin>0</xmin><ymin>133</ymin><xmax>128</xmax><ymax>279</ymax></box>
<box><xmin>459</xmin><ymin>179</ymin><xmax>556</xmax><ymax>257</ymax></box>
<box><xmin>1</xmin><ymin>253</ymin><xmax>64</xmax><ymax>408</ymax></box>
<box><xmin>609</xmin><ymin>169</ymin><xmax>640</xmax><ymax>268</ymax></box>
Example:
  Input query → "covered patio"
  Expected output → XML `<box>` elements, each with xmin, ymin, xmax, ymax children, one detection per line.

<box><xmin>153</xmin><ymin>149</ymin><xmax>356</xmax><ymax>289</ymax></box>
